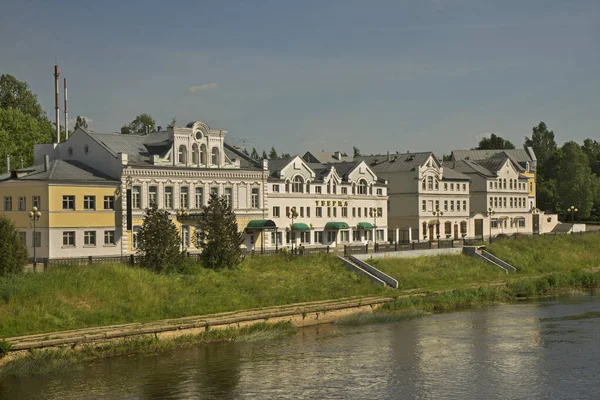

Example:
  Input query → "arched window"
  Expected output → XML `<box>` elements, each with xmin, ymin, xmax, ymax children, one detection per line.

<box><xmin>292</xmin><ymin>176</ymin><xmax>304</xmax><ymax>193</ymax></box>
<box><xmin>427</xmin><ymin>176</ymin><xmax>433</xmax><ymax>191</ymax></box>
<box><xmin>460</xmin><ymin>221</ymin><xmax>467</xmax><ymax>235</ymax></box>
<box><xmin>422</xmin><ymin>222</ymin><xmax>428</xmax><ymax>239</ymax></box>
<box><xmin>503</xmin><ymin>179</ymin><xmax>507</xmax><ymax>189</ymax></box>
<box><xmin>178</xmin><ymin>145</ymin><xmax>187</xmax><ymax>164</ymax></box>
<box><xmin>445</xmin><ymin>221</ymin><xmax>452</xmax><ymax>236</ymax></box>
<box><xmin>357</xmin><ymin>179</ymin><xmax>367</xmax><ymax>195</ymax></box>
<box><xmin>211</xmin><ymin>147</ymin><xmax>219</xmax><ymax>165</ymax></box>
<box><xmin>192</xmin><ymin>144</ymin><xmax>199</xmax><ymax>165</ymax></box>
<box><xmin>200</xmin><ymin>144</ymin><xmax>207</xmax><ymax>165</ymax></box>
<box><xmin>422</xmin><ymin>179</ymin><xmax>426</xmax><ymax>191</ymax></box>
<box><xmin>435</xmin><ymin>179</ymin><xmax>439</xmax><ymax>190</ymax></box>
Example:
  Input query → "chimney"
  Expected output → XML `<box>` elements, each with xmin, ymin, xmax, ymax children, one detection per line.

<box><xmin>54</xmin><ymin>65</ymin><xmax>60</xmax><ymax>143</ymax></box>
<box><xmin>334</xmin><ymin>151</ymin><xmax>341</xmax><ymax>160</ymax></box>
<box><xmin>44</xmin><ymin>154</ymin><xmax>50</xmax><ymax>172</ymax></box>
<box><xmin>387</xmin><ymin>151</ymin><xmax>390</xmax><ymax>162</ymax></box>
<box><xmin>64</xmin><ymin>78</ymin><xmax>69</xmax><ymax>139</ymax></box>
<box><xmin>5</xmin><ymin>155</ymin><xmax>9</xmax><ymax>172</ymax></box>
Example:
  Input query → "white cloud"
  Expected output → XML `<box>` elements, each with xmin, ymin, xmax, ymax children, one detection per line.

<box><xmin>187</xmin><ymin>83</ymin><xmax>219</xmax><ymax>93</ymax></box>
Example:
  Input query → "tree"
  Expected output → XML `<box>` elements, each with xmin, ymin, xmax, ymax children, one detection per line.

<box><xmin>167</xmin><ymin>117</ymin><xmax>177</xmax><ymax>129</ymax></box>
<box><xmin>0</xmin><ymin>108</ymin><xmax>54</xmax><ymax>173</ymax></box>
<box><xmin>250</xmin><ymin>147</ymin><xmax>259</xmax><ymax>160</ymax></box>
<box><xmin>138</xmin><ymin>204</ymin><xmax>184</xmax><ymax>273</ymax></box>
<box><xmin>353</xmin><ymin>146</ymin><xmax>361</xmax><ymax>158</ymax></box>
<box><xmin>524</xmin><ymin>122</ymin><xmax>558</xmax><ymax>178</ymax></box>
<box><xmin>268</xmin><ymin>147</ymin><xmax>278</xmax><ymax>159</ymax></box>
<box><xmin>280</xmin><ymin>153</ymin><xmax>291</xmax><ymax>158</ymax></box>
<box><xmin>242</xmin><ymin>148</ymin><xmax>249</xmax><ymax>156</ymax></box>
<box><xmin>74</xmin><ymin>115</ymin><xmax>88</xmax><ymax>130</ymax></box>
<box><xmin>0</xmin><ymin>74</ymin><xmax>47</xmax><ymax>121</ymax></box>
<box><xmin>556</xmin><ymin>141</ymin><xmax>598</xmax><ymax>219</ymax></box>
<box><xmin>476</xmin><ymin>133</ymin><xmax>515</xmax><ymax>150</ymax></box>
<box><xmin>195</xmin><ymin>193</ymin><xmax>243</xmax><ymax>270</ymax></box>
<box><xmin>261</xmin><ymin>150</ymin><xmax>268</xmax><ymax>159</ymax></box>
<box><xmin>122</xmin><ymin>113</ymin><xmax>156</xmax><ymax>134</ymax></box>
<box><xmin>582</xmin><ymin>138</ymin><xmax>600</xmax><ymax>176</ymax></box>
<box><xmin>0</xmin><ymin>215</ymin><xmax>28</xmax><ymax>276</ymax></box>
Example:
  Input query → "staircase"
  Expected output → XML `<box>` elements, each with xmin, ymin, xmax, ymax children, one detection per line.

<box><xmin>337</xmin><ymin>255</ymin><xmax>399</xmax><ymax>288</ymax></box>
<box><xmin>463</xmin><ymin>246</ymin><xmax>516</xmax><ymax>273</ymax></box>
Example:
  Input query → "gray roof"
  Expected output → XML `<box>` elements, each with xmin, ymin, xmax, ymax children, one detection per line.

<box><xmin>222</xmin><ymin>143</ymin><xmax>262</xmax><ymax>170</ymax></box>
<box><xmin>267</xmin><ymin>157</ymin><xmax>297</xmax><ymax>177</ymax></box>
<box><xmin>355</xmin><ymin>152</ymin><xmax>434</xmax><ymax>173</ymax></box>
<box><xmin>449</xmin><ymin>159</ymin><xmax>495</xmax><ymax>177</ymax></box>
<box><xmin>302</xmin><ymin>151</ymin><xmax>351</xmax><ymax>163</ymax></box>
<box><xmin>451</xmin><ymin>149</ymin><xmax>534</xmax><ymax>171</ymax></box>
<box><xmin>441</xmin><ymin>166</ymin><xmax>472</xmax><ymax>181</ymax></box>
<box><xmin>0</xmin><ymin>160</ymin><xmax>118</xmax><ymax>184</ymax></box>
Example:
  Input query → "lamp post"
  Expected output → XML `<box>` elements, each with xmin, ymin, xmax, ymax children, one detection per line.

<box><xmin>568</xmin><ymin>205</ymin><xmax>578</xmax><ymax>223</ymax></box>
<box><xmin>28</xmin><ymin>206</ymin><xmax>42</xmax><ymax>272</ymax></box>
<box><xmin>287</xmin><ymin>207</ymin><xmax>298</xmax><ymax>252</ymax></box>
<box><xmin>369</xmin><ymin>207</ymin><xmax>379</xmax><ymax>244</ymax></box>
<box><xmin>176</xmin><ymin>208</ymin><xmax>189</xmax><ymax>252</ymax></box>
<box><xmin>432</xmin><ymin>208</ymin><xmax>443</xmax><ymax>240</ymax></box>
<box><xmin>485</xmin><ymin>207</ymin><xmax>495</xmax><ymax>243</ymax></box>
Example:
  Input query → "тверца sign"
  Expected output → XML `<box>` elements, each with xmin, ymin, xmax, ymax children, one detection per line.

<box><xmin>315</xmin><ymin>200</ymin><xmax>349</xmax><ymax>207</ymax></box>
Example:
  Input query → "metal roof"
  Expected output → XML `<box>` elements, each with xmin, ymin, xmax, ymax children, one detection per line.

<box><xmin>451</xmin><ymin>149</ymin><xmax>534</xmax><ymax>170</ymax></box>
<box><xmin>355</xmin><ymin>152</ymin><xmax>434</xmax><ymax>173</ymax></box>
<box><xmin>302</xmin><ymin>151</ymin><xmax>352</xmax><ymax>163</ymax></box>
<box><xmin>1</xmin><ymin>160</ymin><xmax>118</xmax><ymax>184</ymax></box>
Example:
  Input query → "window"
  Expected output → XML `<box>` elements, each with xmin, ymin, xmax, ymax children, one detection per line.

<box><xmin>104</xmin><ymin>196</ymin><xmax>115</xmax><ymax>210</ymax></box>
<box><xmin>494</xmin><ymin>181</ymin><xmax>498</xmax><ymax>189</ymax></box>
<box><xmin>132</xmin><ymin>227</ymin><xmax>141</xmax><ymax>249</ymax></box>
<box><xmin>132</xmin><ymin>186</ymin><xmax>141</xmax><ymax>209</ymax></box>
<box><xmin>503</xmin><ymin>179</ymin><xmax>507</xmax><ymax>189</ymax></box>
<box><xmin>181</xmin><ymin>225</ymin><xmax>190</xmax><ymax>248</ymax></box>
<box><xmin>444</xmin><ymin>183</ymin><xmax>448</xmax><ymax>191</ymax></box>
<box><xmin>427</xmin><ymin>176</ymin><xmax>433</xmax><ymax>191</ymax></box>
<box><xmin>509</xmin><ymin>179</ymin><xmax>513</xmax><ymax>190</ymax></box>
<box><xmin>422</xmin><ymin>200</ymin><xmax>426</xmax><ymax>212</ymax></box>
<box><xmin>462</xmin><ymin>200</ymin><xmax>467</xmax><ymax>211</ymax></box>
<box><xmin>84</xmin><ymin>231</ymin><xmax>96</xmax><ymax>246</ymax></box>
<box><xmin>18</xmin><ymin>197</ymin><xmax>26</xmax><ymax>211</ymax></box>
<box><xmin>292</xmin><ymin>176</ymin><xmax>304</xmax><ymax>193</ymax></box>
<box><xmin>315</xmin><ymin>186</ymin><xmax>322</xmax><ymax>194</ymax></box>
<box><xmin>251</xmin><ymin>188</ymin><xmax>259</xmax><ymax>208</ymax></box>
<box><xmin>3</xmin><ymin>196</ymin><xmax>11</xmax><ymax>211</ymax></box>
<box><xmin>358</xmin><ymin>179</ymin><xmax>368</xmax><ymax>195</ymax></box>
<box><xmin>358</xmin><ymin>207</ymin><xmax>362</xmax><ymax>217</ymax></box>
<box><xmin>376</xmin><ymin>188</ymin><xmax>382</xmax><ymax>195</ymax></box>
<box><xmin>494</xmin><ymin>197</ymin><xmax>498</xmax><ymax>208</ymax></box>
<box><xmin>377</xmin><ymin>207</ymin><xmax>383</xmax><ymax>217</ymax></box>
<box><xmin>164</xmin><ymin>187</ymin><xmax>173</xmax><ymax>209</ymax></box>
<box><xmin>332</xmin><ymin>183</ymin><xmax>337</xmax><ymax>194</ymax></box>
<box><xmin>211</xmin><ymin>147</ymin><xmax>219</xmax><ymax>165</ymax></box>
<box><xmin>341</xmin><ymin>231</ymin><xmax>349</xmax><ymax>242</ymax></box>
<box><xmin>518</xmin><ymin>219</ymin><xmax>526</xmax><ymax>228</ymax></box>
<box><xmin>342</xmin><ymin>207</ymin><xmax>348</xmax><ymax>217</ymax></box>
<box><xmin>434</xmin><ymin>180</ymin><xmax>439</xmax><ymax>190</ymax></box>
<box><xmin>352</xmin><ymin>207</ymin><xmax>356</xmax><ymax>217</ymax></box>
<box><xmin>32</xmin><ymin>196</ymin><xmax>41</xmax><ymax>209</ymax></box>
<box><xmin>327</xmin><ymin>207</ymin><xmax>331</xmax><ymax>217</ymax></box>
<box><xmin>314</xmin><ymin>231</ymin><xmax>323</xmax><ymax>244</ymax></box>
<box><xmin>510</xmin><ymin>198</ymin><xmax>513</xmax><ymax>208</ymax></box>
<box><xmin>300</xmin><ymin>207</ymin><xmax>304</xmax><ymax>217</ymax></box>
<box><xmin>444</xmin><ymin>200</ymin><xmax>448</xmax><ymax>212</ymax></box>
<box><xmin>491</xmin><ymin>219</ymin><xmax>498</xmax><ymax>229</ymax></box>
<box><xmin>435</xmin><ymin>200</ymin><xmax>440</xmax><ymax>210</ymax></box>
<box><xmin>272</xmin><ymin>184</ymin><xmax>280</xmax><ymax>193</ymax></box>
<box><xmin>463</xmin><ymin>184</ymin><xmax>466</xmax><ymax>191</ymax></box>
<box><xmin>62</xmin><ymin>195</ymin><xmax>75</xmax><ymax>210</ymax></box>
<box><xmin>195</xmin><ymin>187</ymin><xmax>203</xmax><ymax>208</ymax></box>
<box><xmin>450</xmin><ymin>200</ymin><xmax>455</xmax><ymax>211</ymax></box>
<box><xmin>178</xmin><ymin>145</ymin><xmax>187</xmax><ymax>164</ymax></box>
<box><xmin>343</xmin><ymin>187</ymin><xmax>348</xmax><ymax>195</ymax></box>
<box><xmin>224</xmin><ymin>188</ymin><xmax>232</xmax><ymax>208</ymax></box>
<box><xmin>19</xmin><ymin>232</ymin><xmax>26</xmax><ymax>246</ymax></box>
<box><xmin>422</xmin><ymin>179</ymin><xmax>426</xmax><ymax>191</ymax></box>
<box><xmin>192</xmin><ymin>144</ymin><xmax>199</xmax><ymax>165</ymax></box>
<box><xmin>180</xmin><ymin>187</ymin><xmax>189</xmax><ymax>209</ymax></box>
<box><xmin>490</xmin><ymin>197</ymin><xmax>493</xmax><ymax>208</ymax></box>
<box><xmin>489</xmin><ymin>181</ymin><xmax>493</xmax><ymax>189</ymax></box>
<box><xmin>84</xmin><ymin>195</ymin><xmax>96</xmax><ymax>210</ymax></box>
<box><xmin>316</xmin><ymin>207</ymin><xmax>322</xmax><ymax>217</ymax></box>
<box><xmin>33</xmin><ymin>231</ymin><xmax>41</xmax><ymax>247</ymax></box>
<box><xmin>273</xmin><ymin>206</ymin><xmax>280</xmax><ymax>217</ymax></box>
<box><xmin>333</xmin><ymin>208</ymin><xmax>337</xmax><ymax>217</ymax></box>
<box><xmin>450</xmin><ymin>183</ymin><xmax>454</xmax><ymax>191</ymax></box>
<box><xmin>104</xmin><ymin>230</ymin><xmax>116</xmax><ymax>245</ymax></box>
<box><xmin>460</xmin><ymin>221</ymin><xmax>467</xmax><ymax>234</ymax></box>
<box><xmin>63</xmin><ymin>231</ymin><xmax>76</xmax><ymax>247</ymax></box>
<box><xmin>307</xmin><ymin>207</ymin><xmax>311</xmax><ymax>217</ymax></box>
<box><xmin>200</xmin><ymin>144</ymin><xmax>207</xmax><ymax>165</ymax></box>
<box><xmin>503</xmin><ymin>197</ymin><xmax>507</xmax><ymax>208</ymax></box>
<box><xmin>271</xmin><ymin>232</ymin><xmax>283</xmax><ymax>246</ymax></box>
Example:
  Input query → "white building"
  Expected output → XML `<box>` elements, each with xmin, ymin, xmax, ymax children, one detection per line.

<box><xmin>356</xmin><ymin>152</ymin><xmax>471</xmax><ymax>242</ymax></box>
<box><xmin>249</xmin><ymin>156</ymin><xmax>389</xmax><ymax>250</ymax></box>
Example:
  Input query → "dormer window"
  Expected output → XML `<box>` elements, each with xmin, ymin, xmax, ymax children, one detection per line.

<box><xmin>292</xmin><ymin>176</ymin><xmax>304</xmax><ymax>193</ymax></box>
<box><xmin>211</xmin><ymin>147</ymin><xmax>220</xmax><ymax>165</ymax></box>
<box><xmin>178</xmin><ymin>145</ymin><xmax>187</xmax><ymax>164</ymax></box>
<box><xmin>357</xmin><ymin>179</ymin><xmax>367</xmax><ymax>195</ymax></box>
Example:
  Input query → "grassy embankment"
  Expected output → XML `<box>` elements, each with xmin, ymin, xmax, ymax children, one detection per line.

<box><xmin>339</xmin><ymin>233</ymin><xmax>600</xmax><ymax>324</ymax></box>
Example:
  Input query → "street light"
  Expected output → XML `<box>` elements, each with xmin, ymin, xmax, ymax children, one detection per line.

<box><xmin>568</xmin><ymin>205</ymin><xmax>578</xmax><ymax>223</ymax></box>
<box><xmin>287</xmin><ymin>207</ymin><xmax>299</xmax><ymax>252</ymax></box>
<box><xmin>176</xmin><ymin>208</ymin><xmax>189</xmax><ymax>252</ymax></box>
<box><xmin>28</xmin><ymin>206</ymin><xmax>42</xmax><ymax>272</ymax></box>
<box><xmin>485</xmin><ymin>207</ymin><xmax>495</xmax><ymax>243</ymax></box>
<box><xmin>432</xmin><ymin>208</ymin><xmax>443</xmax><ymax>240</ymax></box>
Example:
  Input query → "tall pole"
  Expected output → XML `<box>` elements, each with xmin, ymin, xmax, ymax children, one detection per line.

<box><xmin>54</xmin><ymin>65</ymin><xmax>60</xmax><ymax>143</ymax></box>
<box><xmin>64</xmin><ymin>78</ymin><xmax>69</xmax><ymax>139</ymax></box>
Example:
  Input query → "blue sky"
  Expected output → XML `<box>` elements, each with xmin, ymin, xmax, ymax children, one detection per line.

<box><xmin>1</xmin><ymin>0</ymin><xmax>598</xmax><ymax>156</ymax></box>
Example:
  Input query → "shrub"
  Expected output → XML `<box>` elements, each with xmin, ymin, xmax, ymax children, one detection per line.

<box><xmin>138</xmin><ymin>204</ymin><xmax>185</xmax><ymax>273</ymax></box>
<box><xmin>0</xmin><ymin>339</ymin><xmax>12</xmax><ymax>357</ymax></box>
<box><xmin>0</xmin><ymin>215</ymin><xmax>28</xmax><ymax>276</ymax></box>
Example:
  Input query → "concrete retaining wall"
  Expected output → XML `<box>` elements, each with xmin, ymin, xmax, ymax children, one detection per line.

<box><xmin>353</xmin><ymin>248</ymin><xmax>462</xmax><ymax>260</ymax></box>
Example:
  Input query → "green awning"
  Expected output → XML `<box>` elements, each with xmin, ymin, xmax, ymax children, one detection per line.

<box><xmin>325</xmin><ymin>222</ymin><xmax>350</xmax><ymax>230</ymax></box>
<box><xmin>356</xmin><ymin>222</ymin><xmax>374</xmax><ymax>229</ymax></box>
<box><xmin>291</xmin><ymin>223</ymin><xmax>310</xmax><ymax>231</ymax></box>
<box><xmin>246</xmin><ymin>220</ymin><xmax>277</xmax><ymax>230</ymax></box>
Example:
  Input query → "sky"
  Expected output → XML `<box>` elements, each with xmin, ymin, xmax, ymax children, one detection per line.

<box><xmin>0</xmin><ymin>0</ymin><xmax>598</xmax><ymax>156</ymax></box>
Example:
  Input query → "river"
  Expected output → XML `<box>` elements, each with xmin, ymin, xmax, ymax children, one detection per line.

<box><xmin>2</xmin><ymin>294</ymin><xmax>600</xmax><ymax>399</ymax></box>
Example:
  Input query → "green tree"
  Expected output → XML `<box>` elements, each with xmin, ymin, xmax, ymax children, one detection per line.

<box><xmin>268</xmin><ymin>147</ymin><xmax>278</xmax><ymax>159</ymax></box>
<box><xmin>581</xmin><ymin>138</ymin><xmax>600</xmax><ymax>176</ymax></box>
<box><xmin>353</xmin><ymin>146</ymin><xmax>361</xmax><ymax>158</ymax></box>
<box><xmin>122</xmin><ymin>113</ymin><xmax>156</xmax><ymax>134</ymax></box>
<box><xmin>556</xmin><ymin>141</ymin><xmax>598</xmax><ymax>219</ymax></box>
<box><xmin>195</xmin><ymin>193</ymin><xmax>243</xmax><ymax>270</ymax></box>
<box><xmin>242</xmin><ymin>148</ymin><xmax>249</xmax><ymax>156</ymax></box>
<box><xmin>524</xmin><ymin>122</ymin><xmax>558</xmax><ymax>179</ymax></box>
<box><xmin>250</xmin><ymin>147</ymin><xmax>259</xmax><ymax>160</ymax></box>
<box><xmin>74</xmin><ymin>115</ymin><xmax>88</xmax><ymax>130</ymax></box>
<box><xmin>0</xmin><ymin>215</ymin><xmax>28</xmax><ymax>276</ymax></box>
<box><xmin>138</xmin><ymin>204</ymin><xmax>184</xmax><ymax>273</ymax></box>
<box><xmin>476</xmin><ymin>133</ymin><xmax>515</xmax><ymax>150</ymax></box>
<box><xmin>167</xmin><ymin>117</ymin><xmax>177</xmax><ymax>129</ymax></box>
<box><xmin>280</xmin><ymin>153</ymin><xmax>291</xmax><ymax>158</ymax></box>
<box><xmin>0</xmin><ymin>108</ymin><xmax>54</xmax><ymax>173</ymax></box>
<box><xmin>0</xmin><ymin>74</ymin><xmax>47</xmax><ymax>121</ymax></box>
<box><xmin>261</xmin><ymin>149</ymin><xmax>268</xmax><ymax>159</ymax></box>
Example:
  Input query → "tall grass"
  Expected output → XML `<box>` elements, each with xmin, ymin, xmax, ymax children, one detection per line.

<box><xmin>0</xmin><ymin>254</ymin><xmax>386</xmax><ymax>337</ymax></box>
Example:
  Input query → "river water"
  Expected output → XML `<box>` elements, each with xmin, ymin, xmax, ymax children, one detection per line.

<box><xmin>2</xmin><ymin>294</ymin><xmax>600</xmax><ymax>399</ymax></box>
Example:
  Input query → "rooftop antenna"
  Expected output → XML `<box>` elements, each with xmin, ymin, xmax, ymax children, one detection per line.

<box><xmin>64</xmin><ymin>77</ymin><xmax>68</xmax><ymax>139</ymax></box>
<box><xmin>54</xmin><ymin>65</ymin><xmax>60</xmax><ymax>143</ymax></box>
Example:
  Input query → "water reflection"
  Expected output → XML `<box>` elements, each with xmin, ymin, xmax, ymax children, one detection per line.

<box><xmin>1</xmin><ymin>295</ymin><xmax>599</xmax><ymax>400</ymax></box>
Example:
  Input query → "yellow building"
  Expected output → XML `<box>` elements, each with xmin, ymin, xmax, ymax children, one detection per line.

<box><xmin>0</xmin><ymin>156</ymin><xmax>120</xmax><ymax>261</ymax></box>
